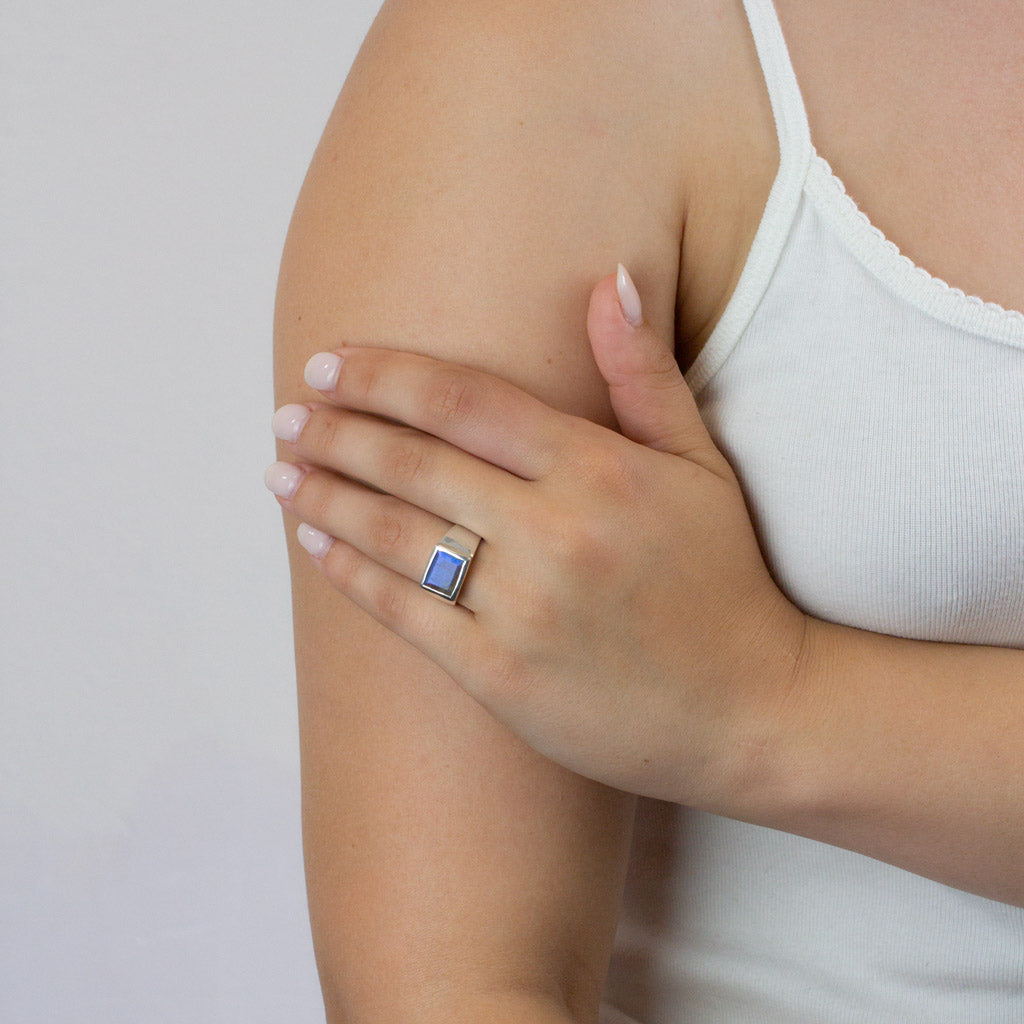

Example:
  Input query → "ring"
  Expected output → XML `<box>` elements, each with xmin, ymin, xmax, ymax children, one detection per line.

<box><xmin>420</xmin><ymin>523</ymin><xmax>481</xmax><ymax>604</ymax></box>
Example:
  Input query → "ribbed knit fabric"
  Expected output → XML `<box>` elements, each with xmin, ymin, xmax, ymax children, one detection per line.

<box><xmin>599</xmin><ymin>1</ymin><xmax>1024</xmax><ymax>1020</ymax></box>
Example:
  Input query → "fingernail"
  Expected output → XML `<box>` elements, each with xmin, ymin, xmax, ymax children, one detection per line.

<box><xmin>271</xmin><ymin>403</ymin><xmax>312</xmax><ymax>443</ymax></box>
<box><xmin>297</xmin><ymin>522</ymin><xmax>334</xmax><ymax>559</ymax></box>
<box><xmin>304</xmin><ymin>351</ymin><xmax>344</xmax><ymax>392</ymax></box>
<box><xmin>264</xmin><ymin>461</ymin><xmax>306</xmax><ymax>499</ymax></box>
<box><xmin>616</xmin><ymin>263</ymin><xmax>643</xmax><ymax>326</ymax></box>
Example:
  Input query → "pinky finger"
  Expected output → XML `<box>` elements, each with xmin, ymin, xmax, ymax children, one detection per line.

<box><xmin>296</xmin><ymin>522</ymin><xmax>486</xmax><ymax>683</ymax></box>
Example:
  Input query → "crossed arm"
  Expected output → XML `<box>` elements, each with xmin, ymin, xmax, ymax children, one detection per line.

<box><xmin>760</xmin><ymin>617</ymin><xmax>1024</xmax><ymax>908</ymax></box>
<box><xmin>274</xmin><ymin>335</ymin><xmax>1024</xmax><ymax>911</ymax></box>
<box><xmin>273</xmin><ymin>1</ymin><xmax>1022</xmax><ymax>1019</ymax></box>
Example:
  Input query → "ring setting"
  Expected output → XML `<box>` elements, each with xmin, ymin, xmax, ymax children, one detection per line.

<box><xmin>420</xmin><ymin>524</ymin><xmax>481</xmax><ymax>604</ymax></box>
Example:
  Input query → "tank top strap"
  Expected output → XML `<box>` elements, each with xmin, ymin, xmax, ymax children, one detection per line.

<box><xmin>742</xmin><ymin>0</ymin><xmax>811</xmax><ymax>166</ymax></box>
<box><xmin>684</xmin><ymin>0</ymin><xmax>814</xmax><ymax>395</ymax></box>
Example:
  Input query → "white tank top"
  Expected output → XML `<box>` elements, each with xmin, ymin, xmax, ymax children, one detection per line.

<box><xmin>600</xmin><ymin>1</ymin><xmax>1024</xmax><ymax>1020</ymax></box>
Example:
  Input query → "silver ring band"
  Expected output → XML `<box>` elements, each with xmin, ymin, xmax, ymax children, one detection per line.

<box><xmin>419</xmin><ymin>524</ymin><xmax>481</xmax><ymax>604</ymax></box>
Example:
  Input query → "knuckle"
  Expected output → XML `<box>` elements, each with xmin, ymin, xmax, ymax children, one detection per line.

<box><xmin>541</xmin><ymin>510</ymin><xmax>578</xmax><ymax>565</ymax></box>
<box><xmin>547</xmin><ymin>509</ymin><xmax>615</xmax><ymax>575</ymax></box>
<box><xmin>366</xmin><ymin>504</ymin><xmax>404</xmax><ymax>556</ymax></box>
<box><xmin>496</xmin><ymin>554</ymin><xmax>563</xmax><ymax>639</ymax></box>
<box><xmin>574</xmin><ymin>521</ymin><xmax>615</xmax><ymax>572</ymax></box>
<box><xmin>348</xmin><ymin>357</ymin><xmax>385</xmax><ymax>408</ymax></box>
<box><xmin>576</xmin><ymin>443</ymin><xmax>644</xmax><ymax>502</ymax></box>
<box><xmin>369</xmin><ymin>577</ymin><xmax>406</xmax><ymax>626</ymax></box>
<box><xmin>303</xmin><ymin>408</ymin><xmax>344</xmax><ymax>461</ymax></box>
<box><xmin>647</xmin><ymin>348</ymin><xmax>688</xmax><ymax>389</ymax></box>
<box><xmin>518</xmin><ymin>579</ymin><xmax>563</xmax><ymax>637</ymax></box>
<box><xmin>322</xmin><ymin>540</ymin><xmax>358</xmax><ymax>591</ymax></box>
<box><xmin>300</xmin><ymin>473</ymin><xmax>333</xmax><ymax>524</ymax></box>
<box><xmin>380</xmin><ymin>431</ymin><xmax>430</xmax><ymax>488</ymax></box>
<box><xmin>424</xmin><ymin>370</ymin><xmax>475</xmax><ymax>430</ymax></box>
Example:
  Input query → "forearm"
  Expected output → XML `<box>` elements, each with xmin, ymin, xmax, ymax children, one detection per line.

<box><xmin>450</xmin><ymin>992</ymin><xmax>593</xmax><ymax>1024</ymax></box>
<box><xmin>325</xmin><ymin>990</ymin><xmax>588</xmax><ymax>1024</ymax></box>
<box><xmin>751</xmin><ymin>615</ymin><xmax>1024</xmax><ymax>906</ymax></box>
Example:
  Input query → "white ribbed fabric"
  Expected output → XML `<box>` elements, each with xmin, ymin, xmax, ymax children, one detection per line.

<box><xmin>599</xmin><ymin>1</ymin><xmax>1024</xmax><ymax>1021</ymax></box>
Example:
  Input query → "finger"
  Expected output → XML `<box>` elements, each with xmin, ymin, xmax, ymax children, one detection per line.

<box><xmin>585</xmin><ymin>268</ymin><xmax>734</xmax><ymax>486</ymax></box>
<box><xmin>296</xmin><ymin>522</ymin><xmax>492</xmax><ymax>687</ymax></box>
<box><xmin>303</xmin><ymin>345</ymin><xmax>570</xmax><ymax>479</ymax></box>
<box><xmin>586</xmin><ymin>267</ymin><xmax>716</xmax><ymax>461</ymax></box>
<box><xmin>275</xmin><ymin>402</ymin><xmax>523</xmax><ymax>538</ymax></box>
<box><xmin>266</xmin><ymin>461</ymin><xmax>493</xmax><ymax>613</ymax></box>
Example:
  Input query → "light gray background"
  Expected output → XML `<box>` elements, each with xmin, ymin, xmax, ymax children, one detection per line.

<box><xmin>2</xmin><ymin>2</ymin><xmax>384</xmax><ymax>1018</ymax></box>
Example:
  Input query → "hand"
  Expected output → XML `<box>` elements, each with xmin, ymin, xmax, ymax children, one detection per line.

<box><xmin>265</xmin><ymin>267</ymin><xmax>808</xmax><ymax>807</ymax></box>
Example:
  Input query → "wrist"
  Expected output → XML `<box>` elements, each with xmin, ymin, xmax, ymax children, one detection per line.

<box><xmin>702</xmin><ymin>607</ymin><xmax>1024</xmax><ymax>903</ymax></box>
<box><xmin>741</xmin><ymin>609</ymin><xmax>828</xmax><ymax>821</ymax></box>
<box><xmin>449</xmin><ymin>989</ymin><xmax>591</xmax><ymax>1024</ymax></box>
<box><xmin>699</xmin><ymin>586</ymin><xmax>815</xmax><ymax>820</ymax></box>
<box><xmin>725</xmin><ymin>610</ymin><xmax>856</xmax><ymax>831</ymax></box>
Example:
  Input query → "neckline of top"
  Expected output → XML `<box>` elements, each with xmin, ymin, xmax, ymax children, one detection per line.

<box><xmin>804</xmin><ymin>150</ymin><xmax>1024</xmax><ymax>344</ymax></box>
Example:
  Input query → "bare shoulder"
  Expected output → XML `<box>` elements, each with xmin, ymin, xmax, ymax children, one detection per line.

<box><xmin>280</xmin><ymin>0</ymin><xmax>771</xmax><ymax>384</ymax></box>
<box><xmin>355</xmin><ymin>0</ymin><xmax>780</xmax><ymax>369</ymax></box>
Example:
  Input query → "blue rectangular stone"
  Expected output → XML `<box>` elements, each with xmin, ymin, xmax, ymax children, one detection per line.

<box><xmin>423</xmin><ymin>548</ymin><xmax>464</xmax><ymax>595</ymax></box>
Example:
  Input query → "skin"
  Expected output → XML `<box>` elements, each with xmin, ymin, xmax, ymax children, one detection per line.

<box><xmin>271</xmin><ymin>0</ymin><xmax>1024</xmax><ymax>1016</ymax></box>
<box><xmin>268</xmin><ymin>317</ymin><xmax>808</xmax><ymax>808</ymax></box>
<box><xmin>274</xmin><ymin>3</ymin><xmax>692</xmax><ymax>1015</ymax></box>
<box><xmin>679</xmin><ymin>0</ymin><xmax>1024</xmax><ymax>369</ymax></box>
<box><xmin>271</xmin><ymin>271</ymin><xmax>1024</xmax><ymax>908</ymax></box>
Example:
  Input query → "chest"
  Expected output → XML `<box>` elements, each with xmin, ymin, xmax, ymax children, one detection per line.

<box><xmin>676</xmin><ymin>0</ymin><xmax>1024</xmax><ymax>373</ymax></box>
<box><xmin>695</xmin><ymin>209</ymin><xmax>1024</xmax><ymax>647</ymax></box>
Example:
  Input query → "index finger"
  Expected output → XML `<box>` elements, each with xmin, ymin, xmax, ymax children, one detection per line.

<box><xmin>304</xmin><ymin>346</ymin><xmax>569</xmax><ymax>479</ymax></box>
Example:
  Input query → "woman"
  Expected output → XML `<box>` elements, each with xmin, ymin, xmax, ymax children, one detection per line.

<box><xmin>267</xmin><ymin>0</ymin><xmax>1024</xmax><ymax>1020</ymax></box>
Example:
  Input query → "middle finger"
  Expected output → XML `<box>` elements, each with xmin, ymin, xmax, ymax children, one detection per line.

<box><xmin>274</xmin><ymin>401</ymin><xmax>522</xmax><ymax>538</ymax></box>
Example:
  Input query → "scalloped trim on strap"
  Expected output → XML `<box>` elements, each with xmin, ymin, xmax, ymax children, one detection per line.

<box><xmin>684</xmin><ymin>0</ymin><xmax>1024</xmax><ymax>396</ymax></box>
<box><xmin>804</xmin><ymin>152</ymin><xmax>1024</xmax><ymax>347</ymax></box>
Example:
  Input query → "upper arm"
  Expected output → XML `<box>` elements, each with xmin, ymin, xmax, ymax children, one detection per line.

<box><xmin>272</xmin><ymin>0</ymin><xmax>694</xmax><ymax>1018</ymax></box>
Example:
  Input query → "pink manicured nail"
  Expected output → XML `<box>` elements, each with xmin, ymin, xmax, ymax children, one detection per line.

<box><xmin>616</xmin><ymin>263</ymin><xmax>643</xmax><ymax>326</ymax></box>
<box><xmin>271</xmin><ymin>403</ymin><xmax>312</xmax><ymax>443</ymax></box>
<box><xmin>297</xmin><ymin>522</ymin><xmax>334</xmax><ymax>559</ymax></box>
<box><xmin>304</xmin><ymin>351</ymin><xmax>344</xmax><ymax>392</ymax></box>
<box><xmin>263</xmin><ymin>461</ymin><xmax>305</xmax><ymax>499</ymax></box>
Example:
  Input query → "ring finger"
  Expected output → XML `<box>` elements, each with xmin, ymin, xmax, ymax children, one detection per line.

<box><xmin>265</xmin><ymin>461</ymin><xmax>492</xmax><ymax>613</ymax></box>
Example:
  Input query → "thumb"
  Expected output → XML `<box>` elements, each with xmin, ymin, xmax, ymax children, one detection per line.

<box><xmin>587</xmin><ymin>264</ymin><xmax>722</xmax><ymax>467</ymax></box>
